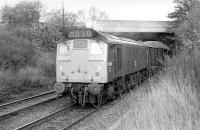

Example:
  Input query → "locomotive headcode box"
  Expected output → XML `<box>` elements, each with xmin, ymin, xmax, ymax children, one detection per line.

<box><xmin>67</xmin><ymin>29</ymin><xmax>97</xmax><ymax>39</ymax></box>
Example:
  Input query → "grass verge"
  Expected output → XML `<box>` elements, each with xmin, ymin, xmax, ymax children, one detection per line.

<box><xmin>115</xmin><ymin>52</ymin><xmax>200</xmax><ymax>130</ymax></box>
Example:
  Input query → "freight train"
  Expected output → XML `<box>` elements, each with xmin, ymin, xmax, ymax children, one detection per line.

<box><xmin>54</xmin><ymin>29</ymin><xmax>169</xmax><ymax>107</ymax></box>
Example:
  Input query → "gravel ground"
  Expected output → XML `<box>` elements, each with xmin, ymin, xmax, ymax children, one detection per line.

<box><xmin>32</xmin><ymin>105</ymin><xmax>95</xmax><ymax>130</ymax></box>
<box><xmin>0</xmin><ymin>87</ymin><xmax>52</xmax><ymax>105</ymax></box>
<box><xmin>34</xmin><ymin>88</ymin><xmax>140</xmax><ymax>130</ymax></box>
<box><xmin>0</xmin><ymin>86</ymin><xmax>142</xmax><ymax>130</ymax></box>
<box><xmin>0</xmin><ymin>92</ymin><xmax>57</xmax><ymax>117</ymax></box>
<box><xmin>0</xmin><ymin>96</ymin><xmax>71</xmax><ymax>130</ymax></box>
<box><xmin>70</xmin><ymin>87</ymin><xmax>143</xmax><ymax>130</ymax></box>
<box><xmin>72</xmin><ymin>94</ymin><xmax>135</xmax><ymax>130</ymax></box>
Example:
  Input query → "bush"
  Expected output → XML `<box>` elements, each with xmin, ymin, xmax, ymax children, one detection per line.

<box><xmin>37</xmin><ymin>52</ymin><xmax>56</xmax><ymax>78</ymax></box>
<box><xmin>0</xmin><ymin>29</ymin><xmax>36</xmax><ymax>70</ymax></box>
<box><xmin>0</xmin><ymin>24</ymin><xmax>58</xmax><ymax>103</ymax></box>
<box><xmin>0</xmin><ymin>67</ymin><xmax>55</xmax><ymax>94</ymax></box>
<box><xmin>8</xmin><ymin>25</ymin><xmax>33</xmax><ymax>41</ymax></box>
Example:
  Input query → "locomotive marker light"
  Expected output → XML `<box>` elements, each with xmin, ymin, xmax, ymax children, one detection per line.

<box><xmin>59</xmin><ymin>65</ymin><xmax>63</xmax><ymax>71</ymax></box>
<box><xmin>95</xmin><ymin>72</ymin><xmax>100</xmax><ymax>77</ymax></box>
<box><xmin>134</xmin><ymin>61</ymin><xmax>137</xmax><ymax>66</ymax></box>
<box><xmin>61</xmin><ymin>72</ymin><xmax>65</xmax><ymax>76</ymax></box>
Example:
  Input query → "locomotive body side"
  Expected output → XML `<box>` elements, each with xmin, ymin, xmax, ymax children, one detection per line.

<box><xmin>107</xmin><ymin>43</ymin><xmax>148</xmax><ymax>82</ymax></box>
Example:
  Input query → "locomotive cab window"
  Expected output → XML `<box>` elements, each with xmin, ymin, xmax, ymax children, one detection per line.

<box><xmin>90</xmin><ymin>42</ymin><xmax>104</xmax><ymax>55</ymax></box>
<box><xmin>58</xmin><ymin>43</ymin><xmax>70</xmax><ymax>56</ymax></box>
<box><xmin>73</xmin><ymin>40</ymin><xmax>88</xmax><ymax>49</ymax></box>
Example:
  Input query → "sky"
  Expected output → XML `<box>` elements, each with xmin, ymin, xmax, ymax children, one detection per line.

<box><xmin>0</xmin><ymin>0</ymin><xmax>175</xmax><ymax>21</ymax></box>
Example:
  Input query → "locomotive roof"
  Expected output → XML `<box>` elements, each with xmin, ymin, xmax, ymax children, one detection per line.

<box><xmin>143</xmin><ymin>41</ymin><xmax>170</xmax><ymax>50</ymax></box>
<box><xmin>97</xmin><ymin>31</ymin><xmax>144</xmax><ymax>46</ymax></box>
<box><xmin>95</xmin><ymin>30</ymin><xmax>169</xmax><ymax>49</ymax></box>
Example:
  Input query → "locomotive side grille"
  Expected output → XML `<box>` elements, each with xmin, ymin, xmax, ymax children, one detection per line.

<box><xmin>73</xmin><ymin>40</ymin><xmax>88</xmax><ymax>49</ymax></box>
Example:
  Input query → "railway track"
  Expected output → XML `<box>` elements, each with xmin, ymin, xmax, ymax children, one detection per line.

<box><xmin>14</xmin><ymin>103</ymin><xmax>101</xmax><ymax>130</ymax></box>
<box><xmin>62</xmin><ymin>82</ymin><xmax>137</xmax><ymax>130</ymax></box>
<box><xmin>0</xmin><ymin>91</ymin><xmax>57</xmax><ymax>118</ymax></box>
<box><xmin>62</xmin><ymin>107</ymin><xmax>102</xmax><ymax>130</ymax></box>
<box><xmin>1</xmin><ymin>82</ymin><xmax>137</xmax><ymax>129</ymax></box>
<box><xmin>14</xmin><ymin>103</ymin><xmax>76</xmax><ymax>130</ymax></box>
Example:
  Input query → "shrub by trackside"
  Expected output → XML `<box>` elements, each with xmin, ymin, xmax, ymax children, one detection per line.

<box><xmin>0</xmin><ymin>67</ymin><xmax>55</xmax><ymax>102</ymax></box>
<box><xmin>0</xmin><ymin>29</ymin><xmax>36</xmax><ymax>70</ymax></box>
<box><xmin>0</xmin><ymin>27</ymin><xmax>56</xmax><ymax>102</ymax></box>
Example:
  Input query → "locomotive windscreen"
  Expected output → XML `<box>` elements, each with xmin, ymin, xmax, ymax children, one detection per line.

<box><xmin>73</xmin><ymin>40</ymin><xmax>88</xmax><ymax>49</ymax></box>
<box><xmin>67</xmin><ymin>29</ymin><xmax>97</xmax><ymax>39</ymax></box>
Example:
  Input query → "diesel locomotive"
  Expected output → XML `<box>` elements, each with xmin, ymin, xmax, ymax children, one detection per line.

<box><xmin>54</xmin><ymin>29</ymin><xmax>169</xmax><ymax>107</ymax></box>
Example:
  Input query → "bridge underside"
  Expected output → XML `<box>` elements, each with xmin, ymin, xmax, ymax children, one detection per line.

<box><xmin>92</xmin><ymin>20</ymin><xmax>174</xmax><ymax>47</ymax></box>
<box><xmin>106</xmin><ymin>32</ymin><xmax>173</xmax><ymax>47</ymax></box>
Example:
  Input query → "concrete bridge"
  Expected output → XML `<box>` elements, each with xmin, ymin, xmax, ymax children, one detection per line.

<box><xmin>93</xmin><ymin>20</ymin><xmax>170</xmax><ymax>33</ymax></box>
<box><xmin>92</xmin><ymin>20</ymin><xmax>173</xmax><ymax>47</ymax></box>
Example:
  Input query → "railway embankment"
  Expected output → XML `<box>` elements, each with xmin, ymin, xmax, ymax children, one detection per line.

<box><xmin>0</xmin><ymin>28</ymin><xmax>56</xmax><ymax>104</ymax></box>
<box><xmin>110</xmin><ymin>52</ymin><xmax>200</xmax><ymax>130</ymax></box>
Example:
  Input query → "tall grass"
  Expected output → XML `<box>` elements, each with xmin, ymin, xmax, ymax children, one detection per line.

<box><xmin>114</xmin><ymin>52</ymin><xmax>200</xmax><ymax>130</ymax></box>
<box><xmin>0</xmin><ymin>66</ymin><xmax>55</xmax><ymax>102</ymax></box>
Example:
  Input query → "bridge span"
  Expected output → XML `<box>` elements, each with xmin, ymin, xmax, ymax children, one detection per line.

<box><xmin>93</xmin><ymin>20</ymin><xmax>170</xmax><ymax>33</ymax></box>
<box><xmin>91</xmin><ymin>20</ymin><xmax>173</xmax><ymax>47</ymax></box>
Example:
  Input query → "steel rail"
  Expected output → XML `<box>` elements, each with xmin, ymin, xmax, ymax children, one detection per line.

<box><xmin>63</xmin><ymin>107</ymin><xmax>102</xmax><ymax>130</ymax></box>
<box><xmin>0</xmin><ymin>91</ymin><xmax>57</xmax><ymax>118</ymax></box>
<box><xmin>0</xmin><ymin>90</ymin><xmax>55</xmax><ymax>107</ymax></box>
<box><xmin>14</xmin><ymin>103</ymin><xmax>76</xmax><ymax>130</ymax></box>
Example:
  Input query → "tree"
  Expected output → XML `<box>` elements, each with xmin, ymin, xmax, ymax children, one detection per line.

<box><xmin>168</xmin><ymin>0</ymin><xmax>200</xmax><ymax>52</ymax></box>
<box><xmin>168</xmin><ymin>0</ymin><xmax>195</xmax><ymax>28</ymax></box>
<box><xmin>77</xmin><ymin>7</ymin><xmax>110</xmax><ymax>27</ymax></box>
<box><xmin>39</xmin><ymin>10</ymin><xmax>82</xmax><ymax>50</ymax></box>
<box><xmin>37</xmin><ymin>7</ymin><xmax>109</xmax><ymax>50</ymax></box>
<box><xmin>88</xmin><ymin>7</ymin><xmax>109</xmax><ymax>21</ymax></box>
<box><xmin>1</xmin><ymin>0</ymin><xmax>43</xmax><ymax>26</ymax></box>
<box><xmin>77</xmin><ymin>9</ymin><xmax>87</xmax><ymax>27</ymax></box>
<box><xmin>45</xmin><ymin>10</ymin><xmax>81</xmax><ymax>33</ymax></box>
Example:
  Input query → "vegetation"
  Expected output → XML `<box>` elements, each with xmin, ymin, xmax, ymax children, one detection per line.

<box><xmin>0</xmin><ymin>27</ymin><xmax>55</xmax><ymax>103</ymax></box>
<box><xmin>1</xmin><ymin>0</ymin><xmax>200</xmax><ymax>129</ymax></box>
<box><xmin>118</xmin><ymin>52</ymin><xmax>200</xmax><ymax>130</ymax></box>
<box><xmin>1</xmin><ymin>0</ymin><xmax>43</xmax><ymax>26</ymax></box>
<box><xmin>0</xmin><ymin>0</ymin><xmax>109</xmax><ymax>103</ymax></box>
<box><xmin>168</xmin><ymin>0</ymin><xmax>200</xmax><ymax>52</ymax></box>
<box><xmin>0</xmin><ymin>28</ymin><xmax>35</xmax><ymax>70</ymax></box>
<box><xmin>117</xmin><ymin>0</ymin><xmax>200</xmax><ymax>129</ymax></box>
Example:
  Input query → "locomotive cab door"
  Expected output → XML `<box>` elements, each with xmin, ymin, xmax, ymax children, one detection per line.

<box><xmin>113</xmin><ymin>45</ymin><xmax>123</xmax><ymax>78</ymax></box>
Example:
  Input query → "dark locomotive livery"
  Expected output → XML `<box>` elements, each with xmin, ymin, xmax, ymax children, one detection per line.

<box><xmin>54</xmin><ymin>29</ymin><xmax>169</xmax><ymax>107</ymax></box>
